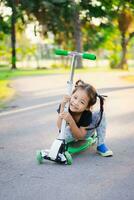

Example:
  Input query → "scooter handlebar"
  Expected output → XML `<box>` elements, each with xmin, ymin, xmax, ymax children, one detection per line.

<box><xmin>55</xmin><ymin>49</ymin><xmax>96</xmax><ymax>60</ymax></box>
<box><xmin>55</xmin><ymin>49</ymin><xmax>69</xmax><ymax>56</ymax></box>
<box><xmin>82</xmin><ymin>53</ymin><xmax>96</xmax><ymax>60</ymax></box>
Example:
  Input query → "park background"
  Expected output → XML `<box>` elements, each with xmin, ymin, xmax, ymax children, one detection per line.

<box><xmin>0</xmin><ymin>0</ymin><xmax>134</xmax><ymax>105</ymax></box>
<box><xmin>0</xmin><ymin>1</ymin><xmax>134</xmax><ymax>200</ymax></box>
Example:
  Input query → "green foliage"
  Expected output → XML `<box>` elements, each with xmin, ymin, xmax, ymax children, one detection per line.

<box><xmin>0</xmin><ymin>34</ymin><xmax>11</xmax><ymax>64</ymax></box>
<box><xmin>82</xmin><ymin>23</ymin><xmax>115</xmax><ymax>51</ymax></box>
<box><xmin>0</xmin><ymin>16</ymin><xmax>11</xmax><ymax>34</ymax></box>
<box><xmin>16</xmin><ymin>35</ymin><xmax>37</xmax><ymax>62</ymax></box>
<box><xmin>110</xmin><ymin>53</ymin><xmax>120</xmax><ymax>68</ymax></box>
<box><xmin>1</xmin><ymin>0</ymin><xmax>134</xmax><ymax>70</ymax></box>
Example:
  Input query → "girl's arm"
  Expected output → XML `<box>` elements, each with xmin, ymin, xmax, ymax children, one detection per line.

<box><xmin>59</xmin><ymin>112</ymin><xmax>87</xmax><ymax>140</ymax></box>
<box><xmin>69</xmin><ymin>120</ymin><xmax>88</xmax><ymax>140</ymax></box>
<box><xmin>57</xmin><ymin>95</ymin><xmax>71</xmax><ymax>129</ymax></box>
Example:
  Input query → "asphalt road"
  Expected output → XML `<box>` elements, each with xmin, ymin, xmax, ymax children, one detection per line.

<box><xmin>0</xmin><ymin>71</ymin><xmax>134</xmax><ymax>200</ymax></box>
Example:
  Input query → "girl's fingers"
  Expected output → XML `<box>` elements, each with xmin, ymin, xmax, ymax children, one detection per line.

<box><xmin>59</xmin><ymin>113</ymin><xmax>65</xmax><ymax>118</ymax></box>
<box><xmin>59</xmin><ymin>112</ymin><xmax>68</xmax><ymax>120</ymax></box>
<box><xmin>63</xmin><ymin>95</ymin><xmax>71</xmax><ymax>103</ymax></box>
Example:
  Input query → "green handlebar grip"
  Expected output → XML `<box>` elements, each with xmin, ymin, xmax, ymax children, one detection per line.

<box><xmin>55</xmin><ymin>49</ymin><xmax>96</xmax><ymax>60</ymax></box>
<box><xmin>55</xmin><ymin>49</ymin><xmax>69</xmax><ymax>56</ymax></box>
<box><xmin>82</xmin><ymin>53</ymin><xmax>96</xmax><ymax>60</ymax></box>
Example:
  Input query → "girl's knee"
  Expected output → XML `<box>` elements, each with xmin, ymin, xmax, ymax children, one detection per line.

<box><xmin>64</xmin><ymin>126</ymin><xmax>75</xmax><ymax>143</ymax></box>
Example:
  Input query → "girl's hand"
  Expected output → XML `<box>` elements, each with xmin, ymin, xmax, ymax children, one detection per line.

<box><xmin>59</xmin><ymin>112</ymin><xmax>73</xmax><ymax>124</ymax></box>
<box><xmin>61</xmin><ymin>95</ymin><xmax>71</xmax><ymax>106</ymax></box>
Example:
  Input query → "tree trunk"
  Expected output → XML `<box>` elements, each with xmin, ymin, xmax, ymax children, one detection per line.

<box><xmin>117</xmin><ymin>32</ymin><xmax>128</xmax><ymax>70</ymax></box>
<box><xmin>11</xmin><ymin>0</ymin><xmax>17</xmax><ymax>70</ymax></box>
<box><xmin>72</xmin><ymin>2</ymin><xmax>83</xmax><ymax>68</ymax></box>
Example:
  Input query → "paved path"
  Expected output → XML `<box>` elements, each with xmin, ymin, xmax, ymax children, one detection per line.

<box><xmin>0</xmin><ymin>71</ymin><xmax>134</xmax><ymax>200</ymax></box>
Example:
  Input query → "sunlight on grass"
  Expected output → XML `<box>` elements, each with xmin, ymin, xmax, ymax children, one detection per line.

<box><xmin>0</xmin><ymin>65</ymin><xmax>129</xmax><ymax>80</ymax></box>
<box><xmin>121</xmin><ymin>75</ymin><xmax>134</xmax><ymax>82</ymax></box>
<box><xmin>0</xmin><ymin>80</ymin><xmax>15</xmax><ymax>107</ymax></box>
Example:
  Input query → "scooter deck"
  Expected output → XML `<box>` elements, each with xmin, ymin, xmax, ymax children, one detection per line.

<box><xmin>67</xmin><ymin>135</ymin><xmax>97</xmax><ymax>155</ymax></box>
<box><xmin>36</xmin><ymin>134</ymin><xmax>97</xmax><ymax>165</ymax></box>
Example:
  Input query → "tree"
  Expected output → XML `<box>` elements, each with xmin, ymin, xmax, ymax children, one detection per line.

<box><xmin>89</xmin><ymin>0</ymin><xmax>134</xmax><ymax>70</ymax></box>
<box><xmin>2</xmin><ymin>0</ymin><xmax>19</xmax><ymax>69</ymax></box>
<box><xmin>117</xmin><ymin>7</ymin><xmax>134</xmax><ymax>70</ymax></box>
<box><xmin>78</xmin><ymin>0</ymin><xmax>134</xmax><ymax>69</ymax></box>
<box><xmin>4</xmin><ymin>0</ymin><xmax>134</xmax><ymax>70</ymax></box>
<box><xmin>2</xmin><ymin>0</ymin><xmax>27</xmax><ymax>69</ymax></box>
<box><xmin>10</xmin><ymin>0</ymin><xmax>17</xmax><ymax>69</ymax></box>
<box><xmin>19</xmin><ymin>0</ymin><xmax>83</xmax><ymax>67</ymax></box>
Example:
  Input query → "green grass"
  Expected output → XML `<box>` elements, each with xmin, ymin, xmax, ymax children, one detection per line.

<box><xmin>1</xmin><ymin>65</ymin><xmax>132</xmax><ymax>80</ymax></box>
<box><xmin>0</xmin><ymin>80</ymin><xmax>15</xmax><ymax>99</ymax></box>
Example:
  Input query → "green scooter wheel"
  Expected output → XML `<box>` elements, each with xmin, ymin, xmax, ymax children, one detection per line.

<box><xmin>36</xmin><ymin>150</ymin><xmax>43</xmax><ymax>164</ymax></box>
<box><xmin>64</xmin><ymin>151</ymin><xmax>73</xmax><ymax>165</ymax></box>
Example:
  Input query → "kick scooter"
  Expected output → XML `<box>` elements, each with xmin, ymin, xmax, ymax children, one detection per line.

<box><xmin>36</xmin><ymin>49</ymin><xmax>96</xmax><ymax>165</ymax></box>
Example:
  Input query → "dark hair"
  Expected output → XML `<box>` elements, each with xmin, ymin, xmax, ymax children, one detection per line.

<box><xmin>73</xmin><ymin>79</ymin><xmax>107</xmax><ymax>130</ymax></box>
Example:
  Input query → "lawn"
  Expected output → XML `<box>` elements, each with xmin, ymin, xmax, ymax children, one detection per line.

<box><xmin>0</xmin><ymin>80</ymin><xmax>15</xmax><ymax>101</ymax></box>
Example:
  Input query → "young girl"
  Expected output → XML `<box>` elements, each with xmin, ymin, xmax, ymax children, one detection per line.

<box><xmin>57</xmin><ymin>80</ymin><xmax>113</xmax><ymax>157</ymax></box>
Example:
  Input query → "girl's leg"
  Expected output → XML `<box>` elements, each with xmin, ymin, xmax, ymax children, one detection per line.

<box><xmin>86</xmin><ymin>111</ymin><xmax>106</xmax><ymax>145</ymax></box>
<box><xmin>95</xmin><ymin>112</ymin><xmax>106</xmax><ymax>146</ymax></box>
<box><xmin>86</xmin><ymin>111</ymin><xmax>113</xmax><ymax>156</ymax></box>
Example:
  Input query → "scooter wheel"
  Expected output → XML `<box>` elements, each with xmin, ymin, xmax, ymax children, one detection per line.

<box><xmin>36</xmin><ymin>150</ymin><xmax>43</xmax><ymax>164</ymax></box>
<box><xmin>64</xmin><ymin>151</ymin><xmax>73</xmax><ymax>165</ymax></box>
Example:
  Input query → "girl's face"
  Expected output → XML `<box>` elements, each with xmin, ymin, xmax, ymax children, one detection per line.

<box><xmin>70</xmin><ymin>89</ymin><xmax>90</xmax><ymax>113</ymax></box>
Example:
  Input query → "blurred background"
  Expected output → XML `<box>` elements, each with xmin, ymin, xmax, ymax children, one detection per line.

<box><xmin>0</xmin><ymin>3</ymin><xmax>134</xmax><ymax>199</ymax></box>
<box><xmin>0</xmin><ymin>0</ymin><xmax>134</xmax><ymax>104</ymax></box>
<box><xmin>0</xmin><ymin>0</ymin><xmax>134</xmax><ymax>70</ymax></box>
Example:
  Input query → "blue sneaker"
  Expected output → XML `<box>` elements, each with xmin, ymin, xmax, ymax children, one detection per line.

<box><xmin>97</xmin><ymin>144</ymin><xmax>113</xmax><ymax>157</ymax></box>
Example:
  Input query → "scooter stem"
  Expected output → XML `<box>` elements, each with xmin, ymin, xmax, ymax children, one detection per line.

<box><xmin>58</xmin><ymin>55</ymin><xmax>77</xmax><ymax>140</ymax></box>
